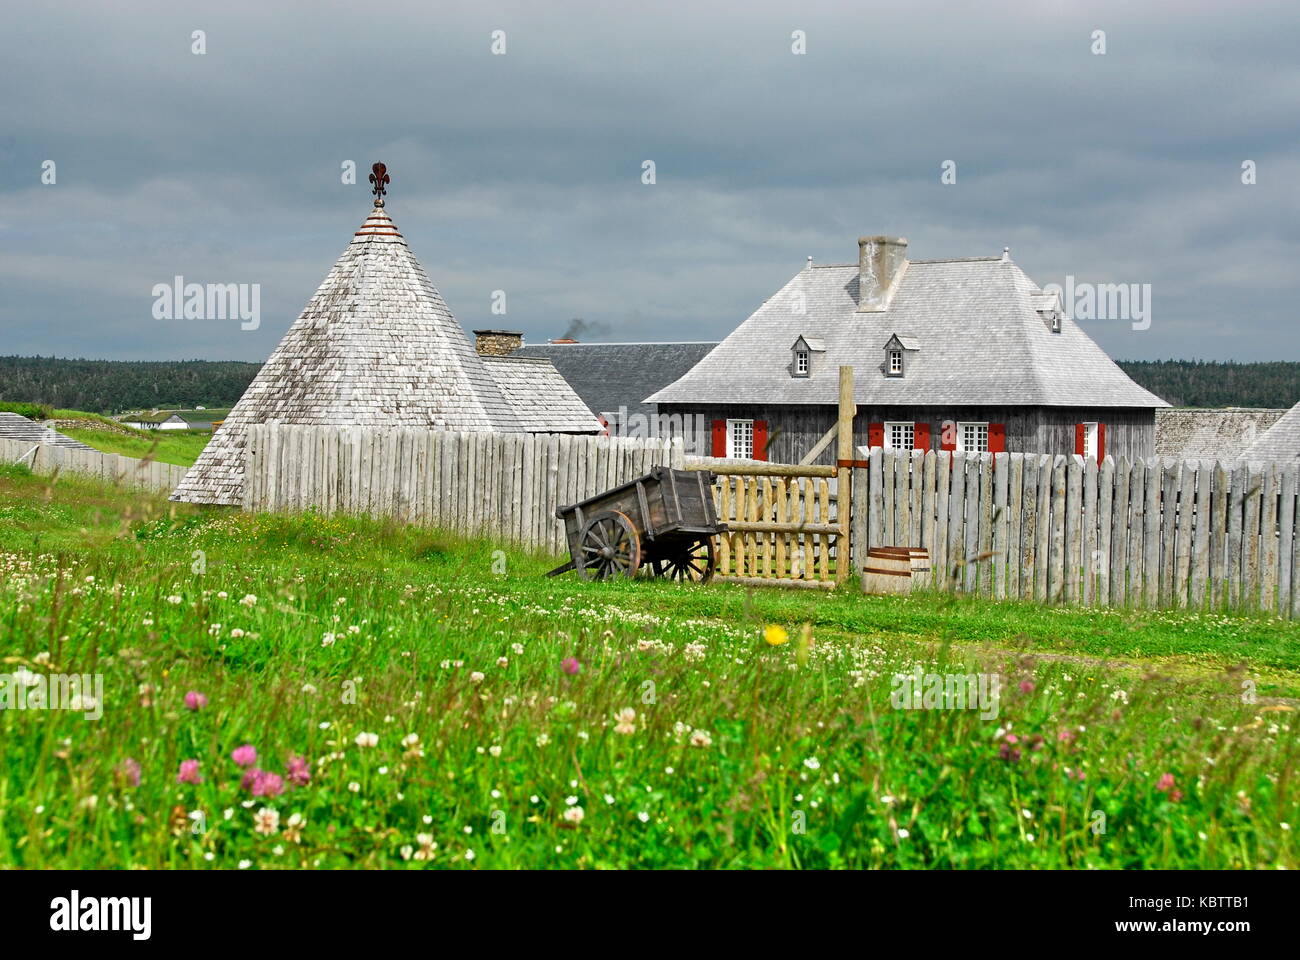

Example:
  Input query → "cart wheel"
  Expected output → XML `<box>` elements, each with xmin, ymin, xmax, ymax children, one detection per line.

<box><xmin>661</xmin><ymin>537</ymin><xmax>716</xmax><ymax>584</ymax></box>
<box><xmin>577</xmin><ymin>510</ymin><xmax>642</xmax><ymax>580</ymax></box>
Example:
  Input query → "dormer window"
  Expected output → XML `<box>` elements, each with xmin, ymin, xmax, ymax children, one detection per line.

<box><xmin>883</xmin><ymin>334</ymin><xmax>917</xmax><ymax>378</ymax></box>
<box><xmin>1034</xmin><ymin>291</ymin><xmax>1064</xmax><ymax>333</ymax></box>
<box><xmin>790</xmin><ymin>335</ymin><xmax>824</xmax><ymax>378</ymax></box>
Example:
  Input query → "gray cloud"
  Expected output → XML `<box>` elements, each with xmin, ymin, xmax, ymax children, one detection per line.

<box><xmin>1</xmin><ymin>0</ymin><xmax>1297</xmax><ymax>362</ymax></box>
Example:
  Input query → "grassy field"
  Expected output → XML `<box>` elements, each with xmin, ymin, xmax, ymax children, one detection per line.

<box><xmin>59</xmin><ymin>426</ymin><xmax>212</xmax><ymax>468</ymax></box>
<box><xmin>0</xmin><ymin>463</ymin><xmax>1296</xmax><ymax>869</ymax></box>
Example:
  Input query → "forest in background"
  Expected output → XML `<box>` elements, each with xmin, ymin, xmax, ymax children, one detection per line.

<box><xmin>0</xmin><ymin>355</ymin><xmax>1297</xmax><ymax>414</ymax></box>
<box><xmin>0</xmin><ymin>356</ymin><xmax>261</xmax><ymax>413</ymax></box>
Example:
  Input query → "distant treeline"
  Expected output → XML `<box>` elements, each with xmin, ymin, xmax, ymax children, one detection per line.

<box><xmin>1116</xmin><ymin>360</ymin><xmax>1300</xmax><ymax>409</ymax></box>
<box><xmin>0</xmin><ymin>355</ymin><xmax>1297</xmax><ymax>415</ymax></box>
<box><xmin>0</xmin><ymin>356</ymin><xmax>261</xmax><ymax>414</ymax></box>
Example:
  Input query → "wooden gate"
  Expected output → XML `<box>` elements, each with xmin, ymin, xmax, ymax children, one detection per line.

<box><xmin>693</xmin><ymin>462</ymin><xmax>846</xmax><ymax>588</ymax></box>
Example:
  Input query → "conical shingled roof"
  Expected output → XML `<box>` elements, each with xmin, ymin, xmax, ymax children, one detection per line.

<box><xmin>171</xmin><ymin>201</ymin><xmax>522</xmax><ymax>506</ymax></box>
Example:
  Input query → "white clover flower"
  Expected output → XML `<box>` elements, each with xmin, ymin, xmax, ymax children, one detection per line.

<box><xmin>254</xmin><ymin>807</ymin><xmax>280</xmax><ymax>835</ymax></box>
<box><xmin>562</xmin><ymin>806</ymin><xmax>585</xmax><ymax>824</ymax></box>
<box><xmin>354</xmin><ymin>732</ymin><xmax>379</xmax><ymax>748</ymax></box>
<box><xmin>240</xmin><ymin>594</ymin><xmax>257</xmax><ymax>607</ymax></box>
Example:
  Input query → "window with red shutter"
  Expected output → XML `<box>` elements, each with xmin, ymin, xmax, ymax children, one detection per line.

<box><xmin>711</xmin><ymin>419</ymin><xmax>726</xmax><ymax>458</ymax></box>
<box><xmin>752</xmin><ymin>421</ymin><xmax>769</xmax><ymax>461</ymax></box>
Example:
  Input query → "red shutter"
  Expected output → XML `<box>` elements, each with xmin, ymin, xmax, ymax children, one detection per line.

<box><xmin>913</xmin><ymin>422</ymin><xmax>931</xmax><ymax>451</ymax></box>
<box><xmin>1097</xmin><ymin>423</ymin><xmax>1106</xmax><ymax>463</ymax></box>
<box><xmin>989</xmin><ymin>423</ymin><xmax>1006</xmax><ymax>453</ymax></box>
<box><xmin>752</xmin><ymin>420</ymin><xmax>769</xmax><ymax>461</ymax></box>
<box><xmin>711</xmin><ymin>419</ymin><xmax>727</xmax><ymax>458</ymax></box>
<box><xmin>1074</xmin><ymin>423</ymin><xmax>1086</xmax><ymax>457</ymax></box>
<box><xmin>867</xmin><ymin>422</ymin><xmax>884</xmax><ymax>449</ymax></box>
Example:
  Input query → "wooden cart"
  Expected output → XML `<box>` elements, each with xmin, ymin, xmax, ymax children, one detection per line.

<box><xmin>547</xmin><ymin>466</ymin><xmax>726</xmax><ymax>582</ymax></box>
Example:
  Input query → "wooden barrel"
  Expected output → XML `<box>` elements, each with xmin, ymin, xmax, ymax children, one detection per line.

<box><xmin>860</xmin><ymin>547</ymin><xmax>931</xmax><ymax>594</ymax></box>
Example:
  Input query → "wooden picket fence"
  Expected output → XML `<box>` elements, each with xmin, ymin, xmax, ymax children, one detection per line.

<box><xmin>852</xmin><ymin>449</ymin><xmax>1300</xmax><ymax>617</ymax></box>
<box><xmin>1</xmin><ymin>436</ymin><xmax>187</xmax><ymax>493</ymax></box>
<box><xmin>241</xmin><ymin>424</ymin><xmax>684</xmax><ymax>554</ymax></box>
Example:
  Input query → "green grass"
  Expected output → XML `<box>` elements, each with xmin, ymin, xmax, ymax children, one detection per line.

<box><xmin>59</xmin><ymin>427</ymin><xmax>212</xmax><ymax>467</ymax></box>
<box><xmin>0</xmin><ymin>464</ymin><xmax>1296</xmax><ymax>868</ymax></box>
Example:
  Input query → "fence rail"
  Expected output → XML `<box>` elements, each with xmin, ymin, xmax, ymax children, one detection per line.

<box><xmin>241</xmin><ymin>424</ymin><xmax>684</xmax><ymax>554</ymax></box>
<box><xmin>1</xmin><ymin>437</ymin><xmax>187</xmax><ymax>493</ymax></box>
<box><xmin>852</xmin><ymin>449</ymin><xmax>1300</xmax><ymax>618</ymax></box>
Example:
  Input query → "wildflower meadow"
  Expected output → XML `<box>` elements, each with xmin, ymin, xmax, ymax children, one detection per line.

<box><xmin>0</xmin><ymin>464</ymin><xmax>1296</xmax><ymax>869</ymax></box>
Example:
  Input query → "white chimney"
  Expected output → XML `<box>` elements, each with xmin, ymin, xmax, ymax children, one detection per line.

<box><xmin>857</xmin><ymin>236</ymin><xmax>908</xmax><ymax>312</ymax></box>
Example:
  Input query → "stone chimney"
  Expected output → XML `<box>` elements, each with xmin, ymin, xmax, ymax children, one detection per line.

<box><xmin>857</xmin><ymin>236</ymin><xmax>908</xmax><ymax>312</ymax></box>
<box><xmin>473</xmin><ymin>329</ymin><xmax>523</xmax><ymax>356</ymax></box>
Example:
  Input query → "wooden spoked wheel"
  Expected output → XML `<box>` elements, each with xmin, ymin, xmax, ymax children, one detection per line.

<box><xmin>654</xmin><ymin>538</ymin><xmax>717</xmax><ymax>584</ymax></box>
<box><xmin>577</xmin><ymin>510</ymin><xmax>642</xmax><ymax>580</ymax></box>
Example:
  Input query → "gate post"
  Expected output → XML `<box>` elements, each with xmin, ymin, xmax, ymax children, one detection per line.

<box><xmin>835</xmin><ymin>365</ymin><xmax>856</xmax><ymax>584</ymax></box>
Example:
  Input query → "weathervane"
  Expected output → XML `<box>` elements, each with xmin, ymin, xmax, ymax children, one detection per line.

<box><xmin>369</xmin><ymin>162</ymin><xmax>390</xmax><ymax>206</ymax></box>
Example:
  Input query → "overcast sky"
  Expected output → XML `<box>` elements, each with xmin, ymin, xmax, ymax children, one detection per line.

<box><xmin>1</xmin><ymin>0</ymin><xmax>1297</xmax><ymax>363</ymax></box>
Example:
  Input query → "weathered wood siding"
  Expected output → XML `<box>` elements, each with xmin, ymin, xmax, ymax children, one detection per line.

<box><xmin>241</xmin><ymin>424</ymin><xmax>684</xmax><ymax>555</ymax></box>
<box><xmin>658</xmin><ymin>403</ymin><xmax>1156</xmax><ymax>464</ymax></box>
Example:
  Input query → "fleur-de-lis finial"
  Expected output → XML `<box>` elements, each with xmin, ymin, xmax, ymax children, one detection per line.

<box><xmin>369</xmin><ymin>162</ymin><xmax>390</xmax><ymax>206</ymax></box>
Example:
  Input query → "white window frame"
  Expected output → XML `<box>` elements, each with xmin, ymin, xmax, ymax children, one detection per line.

<box><xmin>726</xmin><ymin>419</ymin><xmax>754</xmax><ymax>460</ymax></box>
<box><xmin>957</xmin><ymin>421</ymin><xmax>989</xmax><ymax>453</ymax></box>
<box><xmin>887</xmin><ymin>348</ymin><xmax>903</xmax><ymax>375</ymax></box>
<box><xmin>884</xmin><ymin>421</ymin><xmax>915</xmax><ymax>451</ymax></box>
<box><xmin>794</xmin><ymin>350</ymin><xmax>809</xmax><ymax>375</ymax></box>
<box><xmin>1082</xmin><ymin>421</ymin><xmax>1099</xmax><ymax>460</ymax></box>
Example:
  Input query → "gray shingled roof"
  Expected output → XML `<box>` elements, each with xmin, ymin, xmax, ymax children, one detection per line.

<box><xmin>514</xmin><ymin>341</ymin><xmax>719</xmax><ymax>420</ymax></box>
<box><xmin>1236</xmin><ymin>402</ymin><xmax>1300</xmax><ymax>466</ymax></box>
<box><xmin>172</xmin><ymin>203</ymin><xmax>528</xmax><ymax>506</ymax></box>
<box><xmin>480</xmin><ymin>356</ymin><xmax>601</xmax><ymax>433</ymax></box>
<box><xmin>0</xmin><ymin>412</ymin><xmax>94</xmax><ymax>450</ymax></box>
<box><xmin>646</xmin><ymin>256</ymin><xmax>1168</xmax><ymax>408</ymax></box>
<box><xmin>1157</xmin><ymin>408</ymin><xmax>1287</xmax><ymax>460</ymax></box>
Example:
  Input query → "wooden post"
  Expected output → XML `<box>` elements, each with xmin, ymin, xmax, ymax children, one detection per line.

<box><xmin>835</xmin><ymin>365</ymin><xmax>856</xmax><ymax>584</ymax></box>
